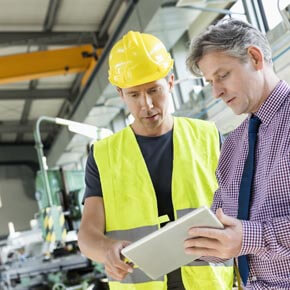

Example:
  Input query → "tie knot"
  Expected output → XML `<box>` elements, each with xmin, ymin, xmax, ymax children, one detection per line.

<box><xmin>248</xmin><ymin>115</ymin><xmax>261</xmax><ymax>134</ymax></box>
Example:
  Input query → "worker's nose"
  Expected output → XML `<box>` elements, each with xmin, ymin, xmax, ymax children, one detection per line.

<box><xmin>140</xmin><ymin>93</ymin><xmax>153</xmax><ymax>109</ymax></box>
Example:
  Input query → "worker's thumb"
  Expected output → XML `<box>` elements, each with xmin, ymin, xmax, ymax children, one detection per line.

<box><xmin>216</xmin><ymin>208</ymin><xmax>236</xmax><ymax>226</ymax></box>
<box><xmin>122</xmin><ymin>240</ymin><xmax>132</xmax><ymax>248</ymax></box>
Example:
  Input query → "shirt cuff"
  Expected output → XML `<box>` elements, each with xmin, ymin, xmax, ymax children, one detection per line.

<box><xmin>198</xmin><ymin>256</ymin><xmax>228</xmax><ymax>264</ymax></box>
<box><xmin>239</xmin><ymin>220</ymin><xmax>264</xmax><ymax>255</ymax></box>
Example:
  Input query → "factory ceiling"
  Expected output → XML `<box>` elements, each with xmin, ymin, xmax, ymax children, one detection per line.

<box><xmin>0</xmin><ymin>0</ymin><xmax>234</xmax><ymax>168</ymax></box>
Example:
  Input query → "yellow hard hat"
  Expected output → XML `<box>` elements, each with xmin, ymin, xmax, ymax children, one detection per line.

<box><xmin>108</xmin><ymin>31</ymin><xmax>174</xmax><ymax>88</ymax></box>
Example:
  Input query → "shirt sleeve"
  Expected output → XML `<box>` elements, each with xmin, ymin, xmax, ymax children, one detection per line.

<box><xmin>239</xmin><ymin>216</ymin><xmax>290</xmax><ymax>260</ymax></box>
<box><xmin>210</xmin><ymin>131</ymin><xmax>224</xmax><ymax>213</ymax></box>
<box><xmin>210</xmin><ymin>164</ymin><xmax>223</xmax><ymax>214</ymax></box>
<box><xmin>240</xmin><ymin>150</ymin><xmax>290</xmax><ymax>260</ymax></box>
<box><xmin>82</xmin><ymin>145</ymin><xmax>103</xmax><ymax>203</ymax></box>
<box><xmin>210</xmin><ymin>188</ymin><xmax>223</xmax><ymax>214</ymax></box>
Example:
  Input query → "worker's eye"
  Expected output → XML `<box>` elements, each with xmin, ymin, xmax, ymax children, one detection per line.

<box><xmin>149</xmin><ymin>87</ymin><xmax>161</xmax><ymax>95</ymax></box>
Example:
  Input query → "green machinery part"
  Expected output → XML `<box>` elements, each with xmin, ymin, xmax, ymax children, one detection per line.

<box><xmin>35</xmin><ymin>169</ymin><xmax>85</xmax><ymax>243</ymax></box>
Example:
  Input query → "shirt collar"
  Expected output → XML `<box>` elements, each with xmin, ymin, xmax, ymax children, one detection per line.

<box><xmin>251</xmin><ymin>80</ymin><xmax>290</xmax><ymax>126</ymax></box>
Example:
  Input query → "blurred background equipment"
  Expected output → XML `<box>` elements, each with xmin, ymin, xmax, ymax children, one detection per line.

<box><xmin>0</xmin><ymin>116</ymin><xmax>112</xmax><ymax>290</ymax></box>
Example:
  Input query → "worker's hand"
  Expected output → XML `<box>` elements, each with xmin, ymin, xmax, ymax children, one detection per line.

<box><xmin>103</xmin><ymin>239</ymin><xmax>134</xmax><ymax>281</ymax></box>
<box><xmin>184</xmin><ymin>208</ymin><xmax>243</xmax><ymax>259</ymax></box>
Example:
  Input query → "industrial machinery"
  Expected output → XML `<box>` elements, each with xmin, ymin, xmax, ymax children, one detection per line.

<box><xmin>0</xmin><ymin>117</ymin><xmax>112</xmax><ymax>290</ymax></box>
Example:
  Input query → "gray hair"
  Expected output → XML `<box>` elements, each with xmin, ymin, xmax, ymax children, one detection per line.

<box><xmin>186</xmin><ymin>18</ymin><xmax>273</xmax><ymax>76</ymax></box>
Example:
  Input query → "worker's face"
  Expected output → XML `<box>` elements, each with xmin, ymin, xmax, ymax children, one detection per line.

<box><xmin>118</xmin><ymin>74</ymin><xmax>174</xmax><ymax>132</ymax></box>
<box><xmin>198</xmin><ymin>47</ymin><xmax>265</xmax><ymax>115</ymax></box>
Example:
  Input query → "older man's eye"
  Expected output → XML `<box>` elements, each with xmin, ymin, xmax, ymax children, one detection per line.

<box><xmin>220</xmin><ymin>72</ymin><xmax>229</xmax><ymax>79</ymax></box>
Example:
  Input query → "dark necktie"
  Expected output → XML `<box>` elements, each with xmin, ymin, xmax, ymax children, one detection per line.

<box><xmin>237</xmin><ymin>115</ymin><xmax>261</xmax><ymax>286</ymax></box>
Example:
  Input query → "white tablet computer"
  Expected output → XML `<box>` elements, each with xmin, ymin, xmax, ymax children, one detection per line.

<box><xmin>121</xmin><ymin>206</ymin><xmax>223</xmax><ymax>280</ymax></box>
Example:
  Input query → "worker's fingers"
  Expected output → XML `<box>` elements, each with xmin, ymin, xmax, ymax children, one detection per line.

<box><xmin>109</xmin><ymin>256</ymin><xmax>133</xmax><ymax>273</ymax></box>
<box><xmin>105</xmin><ymin>266</ymin><xmax>129</xmax><ymax>281</ymax></box>
<box><xmin>105</xmin><ymin>240</ymin><xmax>134</xmax><ymax>274</ymax></box>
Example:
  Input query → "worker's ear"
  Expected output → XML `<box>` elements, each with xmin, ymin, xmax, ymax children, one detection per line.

<box><xmin>167</xmin><ymin>73</ymin><xmax>175</xmax><ymax>92</ymax></box>
<box><xmin>247</xmin><ymin>46</ymin><xmax>264</xmax><ymax>70</ymax></box>
<box><xmin>116</xmin><ymin>87</ymin><xmax>124</xmax><ymax>100</ymax></box>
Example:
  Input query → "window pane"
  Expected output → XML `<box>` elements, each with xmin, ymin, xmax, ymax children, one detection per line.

<box><xmin>262</xmin><ymin>0</ymin><xmax>289</xmax><ymax>29</ymax></box>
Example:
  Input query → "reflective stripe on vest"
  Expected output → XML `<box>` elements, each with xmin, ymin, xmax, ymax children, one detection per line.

<box><xmin>94</xmin><ymin>117</ymin><xmax>234</xmax><ymax>289</ymax></box>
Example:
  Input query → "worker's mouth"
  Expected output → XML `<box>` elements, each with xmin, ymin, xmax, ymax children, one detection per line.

<box><xmin>145</xmin><ymin>114</ymin><xmax>158</xmax><ymax>120</ymax></box>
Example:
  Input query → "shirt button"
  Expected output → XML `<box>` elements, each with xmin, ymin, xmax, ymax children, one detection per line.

<box><xmin>251</xmin><ymin>276</ymin><xmax>257</xmax><ymax>281</ymax></box>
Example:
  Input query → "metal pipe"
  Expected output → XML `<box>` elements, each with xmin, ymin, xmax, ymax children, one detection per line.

<box><xmin>34</xmin><ymin>116</ymin><xmax>57</xmax><ymax>206</ymax></box>
<box><xmin>256</xmin><ymin>0</ymin><xmax>269</xmax><ymax>32</ymax></box>
<box><xmin>241</xmin><ymin>0</ymin><xmax>262</xmax><ymax>30</ymax></box>
<box><xmin>34</xmin><ymin>116</ymin><xmax>111</xmax><ymax>206</ymax></box>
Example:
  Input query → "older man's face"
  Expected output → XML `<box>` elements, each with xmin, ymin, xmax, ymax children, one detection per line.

<box><xmin>198</xmin><ymin>50</ymin><xmax>264</xmax><ymax>115</ymax></box>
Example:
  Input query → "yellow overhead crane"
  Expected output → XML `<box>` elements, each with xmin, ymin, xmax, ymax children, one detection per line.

<box><xmin>0</xmin><ymin>45</ymin><xmax>102</xmax><ymax>86</ymax></box>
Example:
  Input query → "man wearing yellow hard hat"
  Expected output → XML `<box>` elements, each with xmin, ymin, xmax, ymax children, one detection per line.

<box><xmin>78</xmin><ymin>31</ymin><xmax>233</xmax><ymax>289</ymax></box>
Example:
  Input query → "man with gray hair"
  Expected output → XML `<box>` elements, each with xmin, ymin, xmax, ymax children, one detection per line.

<box><xmin>184</xmin><ymin>19</ymin><xmax>290</xmax><ymax>289</ymax></box>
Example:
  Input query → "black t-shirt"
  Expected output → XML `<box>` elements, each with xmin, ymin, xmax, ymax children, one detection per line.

<box><xmin>84</xmin><ymin>129</ymin><xmax>175</xmax><ymax>221</ymax></box>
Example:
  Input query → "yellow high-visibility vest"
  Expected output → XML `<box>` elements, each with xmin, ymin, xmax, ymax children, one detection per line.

<box><xmin>93</xmin><ymin>116</ymin><xmax>234</xmax><ymax>290</ymax></box>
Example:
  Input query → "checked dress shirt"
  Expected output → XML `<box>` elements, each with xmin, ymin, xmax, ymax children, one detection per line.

<box><xmin>211</xmin><ymin>80</ymin><xmax>290</xmax><ymax>289</ymax></box>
